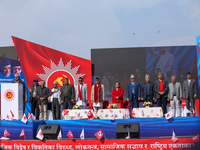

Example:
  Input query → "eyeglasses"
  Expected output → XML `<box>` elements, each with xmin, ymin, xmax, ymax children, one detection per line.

<box><xmin>79</xmin><ymin>80</ymin><xmax>83</xmax><ymax>82</ymax></box>
<box><xmin>131</xmin><ymin>78</ymin><xmax>135</xmax><ymax>79</ymax></box>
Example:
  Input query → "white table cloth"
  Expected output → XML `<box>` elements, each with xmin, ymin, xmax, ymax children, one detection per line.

<box><xmin>132</xmin><ymin>107</ymin><xmax>163</xmax><ymax>118</ymax></box>
<box><xmin>62</xmin><ymin>109</ymin><xmax>94</xmax><ymax>120</ymax></box>
<box><xmin>97</xmin><ymin>109</ymin><xmax>130</xmax><ymax>119</ymax></box>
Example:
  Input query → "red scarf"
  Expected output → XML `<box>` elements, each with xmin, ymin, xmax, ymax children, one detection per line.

<box><xmin>78</xmin><ymin>84</ymin><xmax>83</xmax><ymax>100</ymax></box>
<box><xmin>94</xmin><ymin>83</ymin><xmax>101</xmax><ymax>103</ymax></box>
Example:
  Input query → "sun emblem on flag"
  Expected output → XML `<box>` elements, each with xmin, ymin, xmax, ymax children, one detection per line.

<box><xmin>37</xmin><ymin>58</ymin><xmax>85</xmax><ymax>89</ymax></box>
<box><xmin>4</xmin><ymin>89</ymin><xmax>15</xmax><ymax>102</ymax></box>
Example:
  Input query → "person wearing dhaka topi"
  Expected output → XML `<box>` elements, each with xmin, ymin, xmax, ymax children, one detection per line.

<box><xmin>75</xmin><ymin>77</ymin><xmax>88</xmax><ymax>109</ymax></box>
<box><xmin>91</xmin><ymin>77</ymin><xmax>105</xmax><ymax>117</ymax></box>
<box><xmin>126</xmin><ymin>74</ymin><xmax>141</xmax><ymax>109</ymax></box>
<box><xmin>183</xmin><ymin>72</ymin><xmax>197</xmax><ymax>116</ymax></box>
<box><xmin>111</xmin><ymin>82</ymin><xmax>124</xmax><ymax>108</ymax></box>
<box><xmin>154</xmin><ymin>73</ymin><xmax>169</xmax><ymax>116</ymax></box>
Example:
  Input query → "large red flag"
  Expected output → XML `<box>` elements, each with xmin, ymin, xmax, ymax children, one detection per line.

<box><xmin>12</xmin><ymin>36</ymin><xmax>92</xmax><ymax>103</ymax></box>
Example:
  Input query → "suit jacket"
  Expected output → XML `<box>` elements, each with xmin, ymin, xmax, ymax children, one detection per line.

<box><xmin>29</xmin><ymin>84</ymin><xmax>39</xmax><ymax>102</ymax></box>
<box><xmin>74</xmin><ymin>84</ymin><xmax>88</xmax><ymax>102</ymax></box>
<box><xmin>168</xmin><ymin>82</ymin><xmax>182</xmax><ymax>100</ymax></box>
<box><xmin>140</xmin><ymin>82</ymin><xmax>155</xmax><ymax>100</ymax></box>
<box><xmin>36</xmin><ymin>86</ymin><xmax>49</xmax><ymax>105</ymax></box>
<box><xmin>126</xmin><ymin>82</ymin><xmax>141</xmax><ymax>101</ymax></box>
<box><xmin>91</xmin><ymin>84</ymin><xmax>105</xmax><ymax>103</ymax></box>
<box><xmin>154</xmin><ymin>79</ymin><xmax>169</xmax><ymax>98</ymax></box>
<box><xmin>183</xmin><ymin>79</ymin><xmax>197</xmax><ymax>99</ymax></box>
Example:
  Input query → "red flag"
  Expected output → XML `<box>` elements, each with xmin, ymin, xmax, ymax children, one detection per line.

<box><xmin>10</xmin><ymin>110</ymin><xmax>14</xmax><ymax>119</ymax></box>
<box><xmin>131</xmin><ymin>109</ymin><xmax>135</xmax><ymax>118</ymax></box>
<box><xmin>94</xmin><ymin>129</ymin><xmax>104</xmax><ymax>140</ymax></box>
<box><xmin>4</xmin><ymin>128</ymin><xmax>10</xmax><ymax>137</ymax></box>
<box><xmin>28</xmin><ymin>112</ymin><xmax>33</xmax><ymax>120</ymax></box>
<box><xmin>67</xmin><ymin>130</ymin><xmax>73</xmax><ymax>140</ymax></box>
<box><xmin>192</xmin><ymin>134</ymin><xmax>199</xmax><ymax>141</ymax></box>
<box><xmin>63</xmin><ymin>110</ymin><xmax>70</xmax><ymax>116</ymax></box>
<box><xmin>193</xmin><ymin>108</ymin><xmax>196</xmax><ymax>117</ymax></box>
<box><xmin>87</xmin><ymin>110</ymin><xmax>94</xmax><ymax>119</ymax></box>
<box><xmin>19</xmin><ymin>129</ymin><xmax>25</xmax><ymax>138</ymax></box>
<box><xmin>6</xmin><ymin>114</ymin><xmax>11</xmax><ymax>120</ymax></box>
<box><xmin>12</xmin><ymin>36</ymin><xmax>91</xmax><ymax>105</ymax></box>
<box><xmin>36</xmin><ymin>129</ymin><xmax>44</xmax><ymax>140</ymax></box>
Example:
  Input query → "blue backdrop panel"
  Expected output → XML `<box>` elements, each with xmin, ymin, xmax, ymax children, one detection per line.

<box><xmin>1</xmin><ymin>117</ymin><xmax>200</xmax><ymax>140</ymax></box>
<box><xmin>45</xmin><ymin>117</ymin><xmax>200</xmax><ymax>139</ymax></box>
<box><xmin>0</xmin><ymin>120</ymin><xmax>45</xmax><ymax>139</ymax></box>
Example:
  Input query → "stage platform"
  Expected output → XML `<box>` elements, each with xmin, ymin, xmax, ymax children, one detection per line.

<box><xmin>0</xmin><ymin>117</ymin><xmax>200</xmax><ymax>140</ymax></box>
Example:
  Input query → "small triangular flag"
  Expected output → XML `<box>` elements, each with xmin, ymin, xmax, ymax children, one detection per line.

<box><xmin>4</xmin><ymin>128</ymin><xmax>10</xmax><ymax>137</ymax></box>
<box><xmin>19</xmin><ymin>129</ymin><xmax>25</xmax><ymax>138</ymax></box>
<box><xmin>57</xmin><ymin>130</ymin><xmax>62</xmax><ymax>140</ymax></box>
<box><xmin>80</xmin><ymin>128</ymin><xmax>85</xmax><ymax>140</ymax></box>
<box><xmin>21</xmin><ymin>114</ymin><xmax>28</xmax><ymax>124</ymax></box>
<box><xmin>67</xmin><ymin>130</ymin><xmax>73</xmax><ymax>140</ymax></box>
<box><xmin>36</xmin><ymin>128</ymin><xmax>44</xmax><ymax>140</ymax></box>
<box><xmin>10</xmin><ymin>110</ymin><xmax>14</xmax><ymax>119</ymax></box>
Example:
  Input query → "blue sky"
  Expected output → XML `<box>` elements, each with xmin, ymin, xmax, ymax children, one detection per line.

<box><xmin>0</xmin><ymin>0</ymin><xmax>199</xmax><ymax>59</ymax></box>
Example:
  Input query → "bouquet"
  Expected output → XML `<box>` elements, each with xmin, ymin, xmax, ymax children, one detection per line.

<box><xmin>73</xmin><ymin>105</ymin><xmax>81</xmax><ymax>109</ymax></box>
<box><xmin>143</xmin><ymin>102</ymin><xmax>153</xmax><ymax>107</ymax></box>
<box><xmin>107</xmin><ymin>103</ymin><xmax>117</xmax><ymax>109</ymax></box>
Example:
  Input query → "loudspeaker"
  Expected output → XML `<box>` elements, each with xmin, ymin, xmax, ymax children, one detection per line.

<box><xmin>36</xmin><ymin>124</ymin><xmax>62</xmax><ymax>139</ymax></box>
<box><xmin>116</xmin><ymin>123</ymin><xmax>140</xmax><ymax>139</ymax></box>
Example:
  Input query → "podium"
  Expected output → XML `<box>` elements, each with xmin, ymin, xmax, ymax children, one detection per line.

<box><xmin>1</xmin><ymin>83</ymin><xmax>23</xmax><ymax>120</ymax></box>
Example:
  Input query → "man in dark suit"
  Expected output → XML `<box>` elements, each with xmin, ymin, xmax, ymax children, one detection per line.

<box><xmin>141</xmin><ymin>74</ymin><xmax>155</xmax><ymax>106</ymax></box>
<box><xmin>29</xmin><ymin>78</ymin><xmax>40</xmax><ymax>119</ymax></box>
<box><xmin>13</xmin><ymin>75</ymin><xmax>27</xmax><ymax>114</ymax></box>
<box><xmin>36</xmin><ymin>80</ymin><xmax>49</xmax><ymax>120</ymax></box>
<box><xmin>127</xmin><ymin>74</ymin><xmax>141</xmax><ymax>109</ymax></box>
<box><xmin>183</xmin><ymin>72</ymin><xmax>197</xmax><ymax>116</ymax></box>
<box><xmin>60</xmin><ymin>78</ymin><xmax>75</xmax><ymax>109</ymax></box>
<box><xmin>154</xmin><ymin>73</ymin><xmax>169</xmax><ymax>115</ymax></box>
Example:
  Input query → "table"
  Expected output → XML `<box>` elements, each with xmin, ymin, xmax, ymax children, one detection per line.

<box><xmin>97</xmin><ymin>109</ymin><xmax>130</xmax><ymax>119</ymax></box>
<box><xmin>62</xmin><ymin>109</ymin><xmax>94</xmax><ymax>120</ymax></box>
<box><xmin>132</xmin><ymin>107</ymin><xmax>163</xmax><ymax>118</ymax></box>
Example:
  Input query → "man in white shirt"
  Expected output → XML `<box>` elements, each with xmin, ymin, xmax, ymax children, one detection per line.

<box><xmin>49</xmin><ymin>81</ymin><xmax>61</xmax><ymax>120</ymax></box>
<box><xmin>75</xmin><ymin>77</ymin><xmax>88</xmax><ymax>109</ymax></box>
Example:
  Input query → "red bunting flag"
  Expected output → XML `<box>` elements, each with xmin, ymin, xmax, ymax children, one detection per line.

<box><xmin>19</xmin><ymin>129</ymin><xmax>25</xmax><ymax>138</ymax></box>
<box><xmin>4</xmin><ymin>128</ymin><xmax>10</xmax><ymax>137</ymax></box>
<box><xmin>67</xmin><ymin>130</ymin><xmax>73</xmax><ymax>140</ymax></box>
<box><xmin>94</xmin><ymin>129</ymin><xmax>104</xmax><ymax>140</ymax></box>
<box><xmin>21</xmin><ymin>114</ymin><xmax>28</xmax><ymax>124</ymax></box>
<box><xmin>192</xmin><ymin>134</ymin><xmax>199</xmax><ymax>142</ymax></box>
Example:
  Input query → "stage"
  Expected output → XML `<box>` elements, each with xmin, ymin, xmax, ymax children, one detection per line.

<box><xmin>1</xmin><ymin>117</ymin><xmax>200</xmax><ymax>140</ymax></box>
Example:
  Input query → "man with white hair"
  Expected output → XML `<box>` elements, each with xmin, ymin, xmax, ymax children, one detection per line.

<box><xmin>49</xmin><ymin>81</ymin><xmax>61</xmax><ymax>120</ymax></box>
<box><xmin>127</xmin><ymin>74</ymin><xmax>141</xmax><ymax>109</ymax></box>
<box><xmin>168</xmin><ymin>75</ymin><xmax>182</xmax><ymax>117</ymax></box>
<box><xmin>141</xmin><ymin>74</ymin><xmax>155</xmax><ymax>106</ymax></box>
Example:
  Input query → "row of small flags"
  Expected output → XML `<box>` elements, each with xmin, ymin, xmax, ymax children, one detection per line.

<box><xmin>165</xmin><ymin>107</ymin><xmax>196</xmax><ymax>120</ymax></box>
<box><xmin>3</xmin><ymin>127</ymin><xmax>199</xmax><ymax>142</ymax></box>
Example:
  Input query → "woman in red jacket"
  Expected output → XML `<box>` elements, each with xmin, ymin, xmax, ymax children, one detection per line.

<box><xmin>111</xmin><ymin>82</ymin><xmax>124</xmax><ymax>108</ymax></box>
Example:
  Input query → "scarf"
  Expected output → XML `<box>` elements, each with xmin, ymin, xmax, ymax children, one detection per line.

<box><xmin>78</xmin><ymin>84</ymin><xmax>83</xmax><ymax>100</ymax></box>
<box><xmin>94</xmin><ymin>83</ymin><xmax>101</xmax><ymax>103</ymax></box>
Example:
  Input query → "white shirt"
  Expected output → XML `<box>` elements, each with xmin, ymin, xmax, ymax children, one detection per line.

<box><xmin>52</xmin><ymin>88</ymin><xmax>59</xmax><ymax>98</ymax></box>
